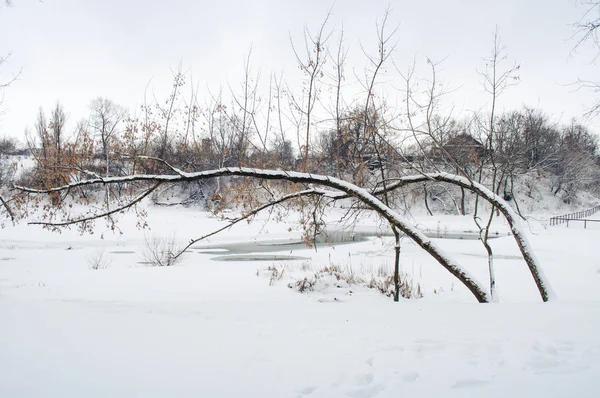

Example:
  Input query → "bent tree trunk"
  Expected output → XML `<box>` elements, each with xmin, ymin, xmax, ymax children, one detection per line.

<box><xmin>384</xmin><ymin>173</ymin><xmax>554</xmax><ymax>302</ymax></box>
<box><xmin>18</xmin><ymin>167</ymin><xmax>490</xmax><ymax>303</ymax></box>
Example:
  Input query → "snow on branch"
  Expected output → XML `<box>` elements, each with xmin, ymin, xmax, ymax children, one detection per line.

<box><xmin>172</xmin><ymin>187</ymin><xmax>323</xmax><ymax>261</ymax></box>
<box><xmin>371</xmin><ymin>172</ymin><xmax>555</xmax><ymax>302</ymax></box>
<box><xmin>15</xmin><ymin>166</ymin><xmax>490</xmax><ymax>303</ymax></box>
<box><xmin>27</xmin><ymin>183</ymin><xmax>162</xmax><ymax>228</ymax></box>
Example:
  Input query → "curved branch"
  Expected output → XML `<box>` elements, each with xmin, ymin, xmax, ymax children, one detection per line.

<box><xmin>376</xmin><ymin>172</ymin><xmax>554</xmax><ymax>302</ymax></box>
<box><xmin>172</xmin><ymin>187</ymin><xmax>322</xmax><ymax>261</ymax></box>
<box><xmin>27</xmin><ymin>183</ymin><xmax>162</xmax><ymax>227</ymax></box>
<box><xmin>0</xmin><ymin>193</ymin><xmax>15</xmax><ymax>222</ymax></box>
<box><xmin>16</xmin><ymin>167</ymin><xmax>489</xmax><ymax>303</ymax></box>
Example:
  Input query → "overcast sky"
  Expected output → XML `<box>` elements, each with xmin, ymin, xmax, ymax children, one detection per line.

<box><xmin>1</xmin><ymin>0</ymin><xmax>599</xmax><ymax>141</ymax></box>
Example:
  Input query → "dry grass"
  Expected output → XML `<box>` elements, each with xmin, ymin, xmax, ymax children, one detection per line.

<box><xmin>258</xmin><ymin>261</ymin><xmax>423</xmax><ymax>300</ymax></box>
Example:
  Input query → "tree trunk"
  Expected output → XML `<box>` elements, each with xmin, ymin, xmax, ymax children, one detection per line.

<box><xmin>423</xmin><ymin>185</ymin><xmax>433</xmax><ymax>216</ymax></box>
<box><xmin>393</xmin><ymin>228</ymin><xmax>401</xmax><ymax>302</ymax></box>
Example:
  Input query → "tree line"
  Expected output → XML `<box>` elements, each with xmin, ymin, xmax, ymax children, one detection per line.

<box><xmin>1</xmin><ymin>7</ymin><xmax>598</xmax><ymax>303</ymax></box>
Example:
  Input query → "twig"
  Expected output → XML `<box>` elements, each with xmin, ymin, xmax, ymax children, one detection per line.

<box><xmin>27</xmin><ymin>183</ymin><xmax>161</xmax><ymax>227</ymax></box>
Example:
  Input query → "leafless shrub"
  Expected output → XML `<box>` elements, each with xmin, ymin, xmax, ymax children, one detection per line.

<box><xmin>87</xmin><ymin>249</ymin><xmax>112</xmax><ymax>270</ymax></box>
<box><xmin>142</xmin><ymin>234</ymin><xmax>182</xmax><ymax>267</ymax></box>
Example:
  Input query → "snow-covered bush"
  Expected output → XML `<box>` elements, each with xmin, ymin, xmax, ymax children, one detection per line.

<box><xmin>259</xmin><ymin>262</ymin><xmax>423</xmax><ymax>300</ymax></box>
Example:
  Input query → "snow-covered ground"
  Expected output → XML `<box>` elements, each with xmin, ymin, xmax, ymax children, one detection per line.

<box><xmin>1</xmin><ymin>205</ymin><xmax>600</xmax><ymax>397</ymax></box>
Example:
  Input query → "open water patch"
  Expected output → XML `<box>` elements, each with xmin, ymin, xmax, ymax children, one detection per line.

<box><xmin>211</xmin><ymin>254</ymin><xmax>309</xmax><ymax>262</ymax></box>
<box><xmin>426</xmin><ymin>232</ymin><xmax>504</xmax><ymax>240</ymax></box>
<box><xmin>191</xmin><ymin>228</ymin><xmax>509</xmax><ymax>263</ymax></box>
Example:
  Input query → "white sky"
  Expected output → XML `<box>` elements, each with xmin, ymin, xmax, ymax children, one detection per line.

<box><xmin>1</xmin><ymin>0</ymin><xmax>599</xmax><ymax>141</ymax></box>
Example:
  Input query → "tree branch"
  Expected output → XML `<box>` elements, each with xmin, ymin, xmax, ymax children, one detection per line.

<box><xmin>27</xmin><ymin>182</ymin><xmax>161</xmax><ymax>227</ymax></box>
<box><xmin>16</xmin><ymin>166</ymin><xmax>490</xmax><ymax>303</ymax></box>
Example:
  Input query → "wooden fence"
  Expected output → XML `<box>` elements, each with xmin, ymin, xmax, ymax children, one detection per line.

<box><xmin>549</xmin><ymin>205</ymin><xmax>600</xmax><ymax>228</ymax></box>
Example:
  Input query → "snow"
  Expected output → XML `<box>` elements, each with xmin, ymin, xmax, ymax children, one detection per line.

<box><xmin>1</xmin><ymin>205</ymin><xmax>600</xmax><ymax>397</ymax></box>
<box><xmin>16</xmin><ymin>168</ymin><xmax>493</xmax><ymax>301</ymax></box>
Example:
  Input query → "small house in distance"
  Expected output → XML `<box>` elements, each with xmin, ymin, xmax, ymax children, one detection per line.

<box><xmin>439</xmin><ymin>134</ymin><xmax>485</xmax><ymax>166</ymax></box>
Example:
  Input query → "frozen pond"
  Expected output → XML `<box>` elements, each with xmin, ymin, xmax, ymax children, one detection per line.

<box><xmin>192</xmin><ymin>229</ymin><xmax>509</xmax><ymax>262</ymax></box>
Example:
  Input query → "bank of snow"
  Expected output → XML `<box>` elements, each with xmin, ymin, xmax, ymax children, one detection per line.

<box><xmin>1</xmin><ymin>206</ymin><xmax>600</xmax><ymax>397</ymax></box>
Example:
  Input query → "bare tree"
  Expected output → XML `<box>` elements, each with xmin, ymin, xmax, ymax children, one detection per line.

<box><xmin>398</xmin><ymin>29</ymin><xmax>520</xmax><ymax>302</ymax></box>
<box><xmin>355</xmin><ymin>8</ymin><xmax>403</xmax><ymax>300</ymax></box>
<box><xmin>89</xmin><ymin>98</ymin><xmax>126</xmax><ymax>176</ymax></box>
<box><xmin>472</xmin><ymin>28</ymin><xmax>520</xmax><ymax>301</ymax></box>
<box><xmin>2</xmin><ymin>8</ymin><xmax>564</xmax><ymax>305</ymax></box>
<box><xmin>573</xmin><ymin>1</ymin><xmax>600</xmax><ymax>52</ymax></box>
<box><xmin>399</xmin><ymin>57</ymin><xmax>465</xmax><ymax>214</ymax></box>
<box><xmin>149</xmin><ymin>69</ymin><xmax>186</xmax><ymax>161</ymax></box>
<box><xmin>289</xmin><ymin>10</ymin><xmax>333</xmax><ymax>171</ymax></box>
<box><xmin>49</xmin><ymin>103</ymin><xmax>66</xmax><ymax>170</ymax></box>
<box><xmin>572</xmin><ymin>1</ymin><xmax>600</xmax><ymax>116</ymax></box>
<box><xmin>228</xmin><ymin>49</ymin><xmax>261</xmax><ymax>163</ymax></box>
<box><xmin>15</xmin><ymin>163</ymin><xmax>556</xmax><ymax>303</ymax></box>
<box><xmin>553</xmin><ymin>121</ymin><xmax>599</xmax><ymax>201</ymax></box>
<box><xmin>0</xmin><ymin>136</ymin><xmax>18</xmax><ymax>220</ymax></box>
<box><xmin>0</xmin><ymin>135</ymin><xmax>16</xmax><ymax>155</ymax></box>
<box><xmin>88</xmin><ymin>98</ymin><xmax>127</xmax><ymax>209</ymax></box>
